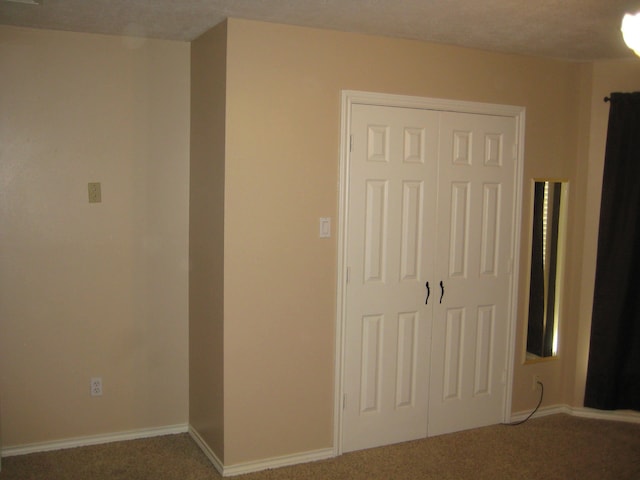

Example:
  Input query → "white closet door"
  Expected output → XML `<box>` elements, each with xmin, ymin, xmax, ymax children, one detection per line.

<box><xmin>427</xmin><ymin>111</ymin><xmax>516</xmax><ymax>436</ymax></box>
<box><xmin>341</xmin><ymin>103</ymin><xmax>518</xmax><ymax>451</ymax></box>
<box><xmin>342</xmin><ymin>104</ymin><xmax>439</xmax><ymax>452</ymax></box>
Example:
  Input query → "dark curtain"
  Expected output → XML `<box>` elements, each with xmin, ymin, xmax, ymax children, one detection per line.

<box><xmin>527</xmin><ymin>182</ymin><xmax>545</xmax><ymax>357</ymax></box>
<box><xmin>584</xmin><ymin>92</ymin><xmax>640</xmax><ymax>411</ymax></box>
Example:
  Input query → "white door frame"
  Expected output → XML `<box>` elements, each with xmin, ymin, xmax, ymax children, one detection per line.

<box><xmin>333</xmin><ymin>90</ymin><xmax>526</xmax><ymax>455</ymax></box>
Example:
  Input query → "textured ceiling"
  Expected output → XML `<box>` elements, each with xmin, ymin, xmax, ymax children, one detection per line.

<box><xmin>2</xmin><ymin>0</ymin><xmax>640</xmax><ymax>61</ymax></box>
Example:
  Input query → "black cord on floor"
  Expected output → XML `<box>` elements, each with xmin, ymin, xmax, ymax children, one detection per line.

<box><xmin>504</xmin><ymin>380</ymin><xmax>544</xmax><ymax>426</ymax></box>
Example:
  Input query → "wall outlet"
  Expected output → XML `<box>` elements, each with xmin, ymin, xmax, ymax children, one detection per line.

<box><xmin>532</xmin><ymin>374</ymin><xmax>541</xmax><ymax>391</ymax></box>
<box><xmin>91</xmin><ymin>377</ymin><xmax>103</xmax><ymax>396</ymax></box>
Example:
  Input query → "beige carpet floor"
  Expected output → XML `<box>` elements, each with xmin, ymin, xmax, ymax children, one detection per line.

<box><xmin>1</xmin><ymin>414</ymin><xmax>640</xmax><ymax>479</ymax></box>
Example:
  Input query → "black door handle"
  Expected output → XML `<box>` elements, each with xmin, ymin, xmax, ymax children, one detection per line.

<box><xmin>439</xmin><ymin>281</ymin><xmax>445</xmax><ymax>304</ymax></box>
<box><xmin>425</xmin><ymin>282</ymin><xmax>430</xmax><ymax>305</ymax></box>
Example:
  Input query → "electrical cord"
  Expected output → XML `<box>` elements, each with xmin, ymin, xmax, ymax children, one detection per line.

<box><xmin>504</xmin><ymin>380</ymin><xmax>544</xmax><ymax>426</ymax></box>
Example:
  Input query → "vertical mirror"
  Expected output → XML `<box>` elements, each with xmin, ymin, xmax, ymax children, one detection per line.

<box><xmin>526</xmin><ymin>180</ymin><xmax>568</xmax><ymax>360</ymax></box>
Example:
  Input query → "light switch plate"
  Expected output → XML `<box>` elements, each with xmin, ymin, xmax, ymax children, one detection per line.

<box><xmin>319</xmin><ymin>217</ymin><xmax>331</xmax><ymax>238</ymax></box>
<box><xmin>88</xmin><ymin>182</ymin><xmax>101</xmax><ymax>203</ymax></box>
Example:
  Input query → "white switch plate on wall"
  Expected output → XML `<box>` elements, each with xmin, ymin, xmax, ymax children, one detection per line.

<box><xmin>319</xmin><ymin>217</ymin><xmax>331</xmax><ymax>238</ymax></box>
<box><xmin>88</xmin><ymin>182</ymin><xmax>102</xmax><ymax>203</ymax></box>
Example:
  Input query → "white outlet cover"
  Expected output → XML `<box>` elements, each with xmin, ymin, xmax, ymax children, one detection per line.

<box><xmin>91</xmin><ymin>377</ymin><xmax>103</xmax><ymax>396</ymax></box>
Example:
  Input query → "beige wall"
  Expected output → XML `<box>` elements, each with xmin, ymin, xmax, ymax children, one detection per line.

<box><xmin>3</xmin><ymin>15</ymin><xmax>637</xmax><ymax>466</ymax></box>
<box><xmin>189</xmin><ymin>21</ymin><xmax>227</xmax><ymax>461</ymax></box>
<box><xmin>0</xmin><ymin>26</ymin><xmax>190</xmax><ymax>447</ymax></box>
<box><xmin>220</xmin><ymin>18</ymin><xmax>586</xmax><ymax>465</ymax></box>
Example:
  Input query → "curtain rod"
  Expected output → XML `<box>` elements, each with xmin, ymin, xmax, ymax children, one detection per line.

<box><xmin>604</xmin><ymin>96</ymin><xmax>611</xmax><ymax>102</ymax></box>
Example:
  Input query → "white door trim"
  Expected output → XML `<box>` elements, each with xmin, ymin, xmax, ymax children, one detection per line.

<box><xmin>334</xmin><ymin>90</ymin><xmax>525</xmax><ymax>455</ymax></box>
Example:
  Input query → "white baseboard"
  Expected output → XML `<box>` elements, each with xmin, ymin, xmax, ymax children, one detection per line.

<box><xmin>187</xmin><ymin>426</ymin><xmax>224</xmax><ymax>476</ymax></box>
<box><xmin>222</xmin><ymin>447</ymin><xmax>335</xmax><ymax>477</ymax></box>
<box><xmin>189</xmin><ymin>424</ymin><xmax>334</xmax><ymax>477</ymax></box>
<box><xmin>4</xmin><ymin>407</ymin><xmax>638</xmax><ymax>473</ymax></box>
<box><xmin>567</xmin><ymin>405</ymin><xmax>640</xmax><ymax>423</ymax></box>
<box><xmin>1</xmin><ymin>423</ymin><xmax>189</xmax><ymax>458</ymax></box>
<box><xmin>193</xmin><ymin>404</ymin><xmax>640</xmax><ymax>476</ymax></box>
<box><xmin>510</xmin><ymin>404</ymin><xmax>640</xmax><ymax>424</ymax></box>
<box><xmin>510</xmin><ymin>404</ymin><xmax>570</xmax><ymax>422</ymax></box>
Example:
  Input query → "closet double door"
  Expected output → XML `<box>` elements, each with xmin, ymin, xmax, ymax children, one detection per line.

<box><xmin>342</xmin><ymin>103</ymin><xmax>516</xmax><ymax>452</ymax></box>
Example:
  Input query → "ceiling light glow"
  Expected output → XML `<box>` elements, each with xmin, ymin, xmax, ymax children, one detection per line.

<box><xmin>622</xmin><ymin>12</ymin><xmax>640</xmax><ymax>57</ymax></box>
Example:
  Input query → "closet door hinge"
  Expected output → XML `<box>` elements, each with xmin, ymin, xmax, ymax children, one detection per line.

<box><xmin>349</xmin><ymin>135</ymin><xmax>354</xmax><ymax>153</ymax></box>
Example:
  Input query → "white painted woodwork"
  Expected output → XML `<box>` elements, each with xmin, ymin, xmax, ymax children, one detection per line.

<box><xmin>341</xmin><ymin>99</ymin><xmax>519</xmax><ymax>452</ymax></box>
<box><xmin>342</xmin><ymin>104</ymin><xmax>438</xmax><ymax>452</ymax></box>
<box><xmin>428</xmin><ymin>112</ymin><xmax>516</xmax><ymax>436</ymax></box>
